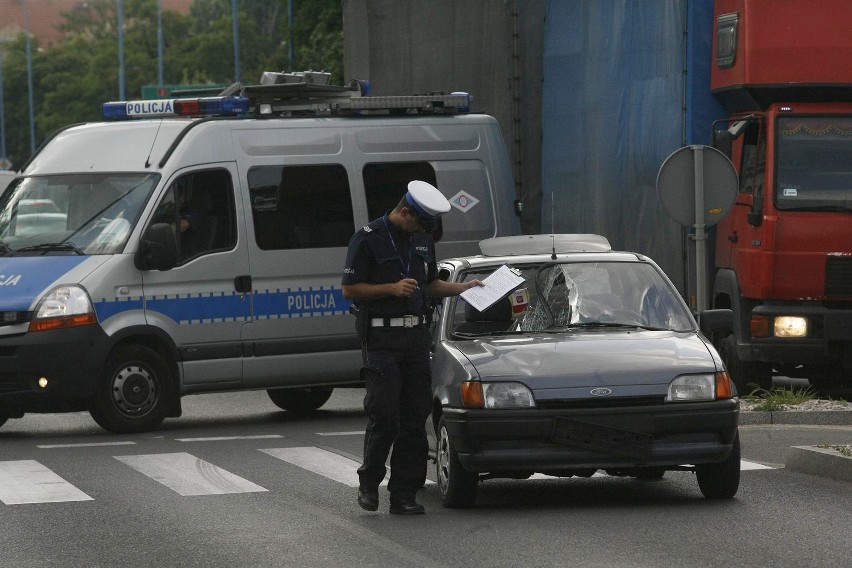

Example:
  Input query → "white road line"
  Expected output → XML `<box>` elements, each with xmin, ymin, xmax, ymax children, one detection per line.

<box><xmin>316</xmin><ymin>431</ymin><xmax>364</xmax><ymax>437</ymax></box>
<box><xmin>115</xmin><ymin>452</ymin><xmax>267</xmax><ymax>496</ymax></box>
<box><xmin>175</xmin><ymin>435</ymin><xmax>283</xmax><ymax>442</ymax></box>
<box><xmin>740</xmin><ymin>459</ymin><xmax>774</xmax><ymax>471</ymax></box>
<box><xmin>0</xmin><ymin>460</ymin><xmax>93</xmax><ymax>505</ymax></box>
<box><xmin>37</xmin><ymin>441</ymin><xmax>137</xmax><ymax>449</ymax></box>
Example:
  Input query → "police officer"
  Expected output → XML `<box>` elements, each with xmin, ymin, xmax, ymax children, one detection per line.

<box><xmin>341</xmin><ymin>180</ymin><xmax>482</xmax><ymax>514</ymax></box>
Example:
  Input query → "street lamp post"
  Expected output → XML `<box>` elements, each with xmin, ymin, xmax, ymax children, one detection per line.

<box><xmin>22</xmin><ymin>0</ymin><xmax>36</xmax><ymax>155</ymax></box>
<box><xmin>0</xmin><ymin>45</ymin><xmax>7</xmax><ymax>169</ymax></box>
<box><xmin>231</xmin><ymin>0</ymin><xmax>240</xmax><ymax>83</ymax></box>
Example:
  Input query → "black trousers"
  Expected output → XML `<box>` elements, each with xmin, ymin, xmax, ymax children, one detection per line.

<box><xmin>357</xmin><ymin>326</ymin><xmax>431</xmax><ymax>501</ymax></box>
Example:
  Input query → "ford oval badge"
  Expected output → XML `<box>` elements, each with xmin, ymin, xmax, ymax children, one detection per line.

<box><xmin>590</xmin><ymin>388</ymin><xmax>612</xmax><ymax>396</ymax></box>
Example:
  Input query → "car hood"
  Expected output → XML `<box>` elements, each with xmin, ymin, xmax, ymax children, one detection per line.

<box><xmin>450</xmin><ymin>330</ymin><xmax>717</xmax><ymax>394</ymax></box>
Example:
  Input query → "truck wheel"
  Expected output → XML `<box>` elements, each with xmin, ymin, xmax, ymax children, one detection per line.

<box><xmin>89</xmin><ymin>345</ymin><xmax>171</xmax><ymax>434</ymax></box>
<box><xmin>436</xmin><ymin>417</ymin><xmax>478</xmax><ymax>508</ymax></box>
<box><xmin>719</xmin><ymin>334</ymin><xmax>772</xmax><ymax>395</ymax></box>
<box><xmin>0</xmin><ymin>409</ymin><xmax>9</xmax><ymax>428</ymax></box>
<box><xmin>696</xmin><ymin>433</ymin><xmax>740</xmax><ymax>500</ymax></box>
<box><xmin>267</xmin><ymin>387</ymin><xmax>333</xmax><ymax>414</ymax></box>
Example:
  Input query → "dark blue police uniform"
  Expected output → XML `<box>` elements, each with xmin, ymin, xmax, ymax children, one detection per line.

<box><xmin>342</xmin><ymin>214</ymin><xmax>437</xmax><ymax>504</ymax></box>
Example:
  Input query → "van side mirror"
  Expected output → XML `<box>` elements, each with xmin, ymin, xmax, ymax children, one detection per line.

<box><xmin>134</xmin><ymin>223</ymin><xmax>178</xmax><ymax>271</ymax></box>
<box><xmin>699</xmin><ymin>309</ymin><xmax>733</xmax><ymax>335</ymax></box>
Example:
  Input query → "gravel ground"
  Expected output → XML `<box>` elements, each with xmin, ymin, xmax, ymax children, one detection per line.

<box><xmin>740</xmin><ymin>398</ymin><xmax>852</xmax><ymax>412</ymax></box>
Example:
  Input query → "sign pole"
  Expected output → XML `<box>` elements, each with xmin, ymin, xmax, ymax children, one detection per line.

<box><xmin>692</xmin><ymin>145</ymin><xmax>707</xmax><ymax>315</ymax></box>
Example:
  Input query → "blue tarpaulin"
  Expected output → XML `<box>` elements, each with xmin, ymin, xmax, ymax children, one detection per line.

<box><xmin>541</xmin><ymin>0</ymin><xmax>724</xmax><ymax>291</ymax></box>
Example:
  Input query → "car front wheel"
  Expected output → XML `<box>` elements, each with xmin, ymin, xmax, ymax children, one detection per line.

<box><xmin>696</xmin><ymin>433</ymin><xmax>740</xmax><ymax>500</ymax></box>
<box><xmin>436</xmin><ymin>417</ymin><xmax>478</xmax><ymax>508</ymax></box>
<box><xmin>89</xmin><ymin>344</ymin><xmax>171</xmax><ymax>433</ymax></box>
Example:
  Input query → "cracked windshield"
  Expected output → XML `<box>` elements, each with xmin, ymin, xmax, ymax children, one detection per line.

<box><xmin>0</xmin><ymin>173</ymin><xmax>158</xmax><ymax>255</ymax></box>
<box><xmin>451</xmin><ymin>262</ymin><xmax>694</xmax><ymax>335</ymax></box>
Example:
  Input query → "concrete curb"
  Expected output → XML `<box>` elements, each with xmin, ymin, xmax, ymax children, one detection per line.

<box><xmin>739</xmin><ymin>411</ymin><xmax>852</xmax><ymax>426</ymax></box>
<box><xmin>784</xmin><ymin>445</ymin><xmax>852</xmax><ymax>484</ymax></box>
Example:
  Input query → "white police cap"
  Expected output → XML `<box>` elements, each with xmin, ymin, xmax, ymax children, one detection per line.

<box><xmin>405</xmin><ymin>180</ymin><xmax>451</xmax><ymax>220</ymax></box>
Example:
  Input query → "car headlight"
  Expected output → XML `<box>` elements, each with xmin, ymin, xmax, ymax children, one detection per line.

<box><xmin>461</xmin><ymin>381</ymin><xmax>536</xmax><ymax>408</ymax></box>
<box><xmin>29</xmin><ymin>285</ymin><xmax>97</xmax><ymax>332</ymax></box>
<box><xmin>666</xmin><ymin>372</ymin><xmax>732</xmax><ymax>402</ymax></box>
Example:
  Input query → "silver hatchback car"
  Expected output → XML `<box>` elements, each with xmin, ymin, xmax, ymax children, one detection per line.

<box><xmin>427</xmin><ymin>234</ymin><xmax>739</xmax><ymax>507</ymax></box>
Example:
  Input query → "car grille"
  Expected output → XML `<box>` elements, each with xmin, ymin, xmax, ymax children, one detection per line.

<box><xmin>826</xmin><ymin>256</ymin><xmax>852</xmax><ymax>298</ymax></box>
<box><xmin>536</xmin><ymin>396</ymin><xmax>665</xmax><ymax>410</ymax></box>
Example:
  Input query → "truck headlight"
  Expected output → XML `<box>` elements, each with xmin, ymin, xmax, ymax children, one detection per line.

<box><xmin>461</xmin><ymin>381</ymin><xmax>536</xmax><ymax>408</ymax></box>
<box><xmin>774</xmin><ymin>316</ymin><xmax>807</xmax><ymax>338</ymax></box>
<box><xmin>29</xmin><ymin>285</ymin><xmax>97</xmax><ymax>332</ymax></box>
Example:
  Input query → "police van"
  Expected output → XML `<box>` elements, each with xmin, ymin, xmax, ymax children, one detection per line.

<box><xmin>0</xmin><ymin>73</ymin><xmax>520</xmax><ymax>433</ymax></box>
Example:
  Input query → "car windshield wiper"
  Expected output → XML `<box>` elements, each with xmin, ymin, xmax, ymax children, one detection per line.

<box><xmin>452</xmin><ymin>329</ymin><xmax>547</xmax><ymax>338</ymax></box>
<box><xmin>16</xmin><ymin>242</ymin><xmax>86</xmax><ymax>255</ymax></box>
<box><xmin>559</xmin><ymin>322</ymin><xmax>675</xmax><ymax>332</ymax></box>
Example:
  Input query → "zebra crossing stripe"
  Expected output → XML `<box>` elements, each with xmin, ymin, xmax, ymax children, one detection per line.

<box><xmin>0</xmin><ymin>460</ymin><xmax>93</xmax><ymax>505</ymax></box>
<box><xmin>115</xmin><ymin>452</ymin><xmax>267</xmax><ymax>496</ymax></box>
<box><xmin>259</xmin><ymin>447</ymin><xmax>436</xmax><ymax>488</ymax></box>
<box><xmin>260</xmin><ymin>447</ymin><xmax>381</xmax><ymax>488</ymax></box>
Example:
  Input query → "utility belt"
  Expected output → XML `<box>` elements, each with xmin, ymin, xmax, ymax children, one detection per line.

<box><xmin>369</xmin><ymin>315</ymin><xmax>428</xmax><ymax>328</ymax></box>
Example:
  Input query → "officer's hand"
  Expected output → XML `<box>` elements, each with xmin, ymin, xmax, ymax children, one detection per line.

<box><xmin>391</xmin><ymin>278</ymin><xmax>420</xmax><ymax>297</ymax></box>
<box><xmin>465</xmin><ymin>279</ymin><xmax>485</xmax><ymax>289</ymax></box>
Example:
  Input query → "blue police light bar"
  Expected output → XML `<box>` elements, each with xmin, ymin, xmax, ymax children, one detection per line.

<box><xmin>102</xmin><ymin>96</ymin><xmax>250</xmax><ymax>120</ymax></box>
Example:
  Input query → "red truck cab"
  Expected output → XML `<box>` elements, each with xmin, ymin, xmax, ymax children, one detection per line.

<box><xmin>710</xmin><ymin>0</ymin><xmax>852</xmax><ymax>392</ymax></box>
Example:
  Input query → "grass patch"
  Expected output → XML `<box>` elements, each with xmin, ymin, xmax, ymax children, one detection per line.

<box><xmin>741</xmin><ymin>385</ymin><xmax>817</xmax><ymax>411</ymax></box>
<box><xmin>817</xmin><ymin>443</ymin><xmax>852</xmax><ymax>458</ymax></box>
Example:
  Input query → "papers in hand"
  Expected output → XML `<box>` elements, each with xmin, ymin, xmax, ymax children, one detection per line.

<box><xmin>460</xmin><ymin>264</ymin><xmax>525</xmax><ymax>312</ymax></box>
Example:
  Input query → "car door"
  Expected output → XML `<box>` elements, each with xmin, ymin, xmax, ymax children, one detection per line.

<box><xmin>141</xmin><ymin>165</ymin><xmax>250</xmax><ymax>387</ymax></box>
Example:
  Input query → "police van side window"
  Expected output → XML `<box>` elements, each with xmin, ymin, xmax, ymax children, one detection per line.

<box><xmin>152</xmin><ymin>169</ymin><xmax>236</xmax><ymax>264</ymax></box>
<box><xmin>363</xmin><ymin>162</ymin><xmax>437</xmax><ymax>219</ymax></box>
<box><xmin>248</xmin><ymin>164</ymin><xmax>354</xmax><ymax>249</ymax></box>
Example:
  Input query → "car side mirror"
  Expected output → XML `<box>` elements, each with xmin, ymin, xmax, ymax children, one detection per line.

<box><xmin>134</xmin><ymin>222</ymin><xmax>177</xmax><ymax>271</ymax></box>
<box><xmin>699</xmin><ymin>309</ymin><xmax>733</xmax><ymax>334</ymax></box>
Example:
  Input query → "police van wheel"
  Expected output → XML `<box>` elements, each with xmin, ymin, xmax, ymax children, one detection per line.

<box><xmin>266</xmin><ymin>387</ymin><xmax>333</xmax><ymax>414</ymax></box>
<box><xmin>436</xmin><ymin>417</ymin><xmax>478</xmax><ymax>508</ymax></box>
<box><xmin>90</xmin><ymin>345</ymin><xmax>170</xmax><ymax>433</ymax></box>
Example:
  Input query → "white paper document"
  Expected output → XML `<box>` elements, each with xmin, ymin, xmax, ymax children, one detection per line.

<box><xmin>460</xmin><ymin>264</ymin><xmax>526</xmax><ymax>312</ymax></box>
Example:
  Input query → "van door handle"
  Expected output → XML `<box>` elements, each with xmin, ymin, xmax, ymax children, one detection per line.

<box><xmin>234</xmin><ymin>275</ymin><xmax>252</xmax><ymax>294</ymax></box>
<box><xmin>728</xmin><ymin>233</ymin><xmax>738</xmax><ymax>243</ymax></box>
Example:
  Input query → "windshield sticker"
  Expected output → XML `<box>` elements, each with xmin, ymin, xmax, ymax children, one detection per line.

<box><xmin>783</xmin><ymin>188</ymin><xmax>798</xmax><ymax>197</ymax></box>
<box><xmin>449</xmin><ymin>190</ymin><xmax>480</xmax><ymax>213</ymax></box>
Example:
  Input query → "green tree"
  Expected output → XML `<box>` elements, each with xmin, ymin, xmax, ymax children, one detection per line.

<box><xmin>0</xmin><ymin>0</ymin><xmax>343</xmax><ymax>170</ymax></box>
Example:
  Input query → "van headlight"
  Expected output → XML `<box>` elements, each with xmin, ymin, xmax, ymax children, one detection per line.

<box><xmin>29</xmin><ymin>285</ymin><xmax>98</xmax><ymax>332</ymax></box>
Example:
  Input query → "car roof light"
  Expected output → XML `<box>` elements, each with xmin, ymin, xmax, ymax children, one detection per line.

<box><xmin>102</xmin><ymin>96</ymin><xmax>249</xmax><ymax>120</ymax></box>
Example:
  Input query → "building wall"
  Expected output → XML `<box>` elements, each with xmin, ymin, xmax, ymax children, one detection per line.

<box><xmin>0</xmin><ymin>0</ymin><xmax>192</xmax><ymax>46</ymax></box>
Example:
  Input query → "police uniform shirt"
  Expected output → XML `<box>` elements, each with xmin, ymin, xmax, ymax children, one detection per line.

<box><xmin>342</xmin><ymin>215</ymin><xmax>437</xmax><ymax>318</ymax></box>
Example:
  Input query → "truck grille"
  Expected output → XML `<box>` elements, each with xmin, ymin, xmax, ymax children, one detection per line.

<box><xmin>826</xmin><ymin>256</ymin><xmax>852</xmax><ymax>298</ymax></box>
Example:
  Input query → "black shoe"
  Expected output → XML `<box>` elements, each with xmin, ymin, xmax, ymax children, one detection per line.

<box><xmin>389</xmin><ymin>499</ymin><xmax>425</xmax><ymax>515</ymax></box>
<box><xmin>357</xmin><ymin>488</ymin><xmax>379</xmax><ymax>511</ymax></box>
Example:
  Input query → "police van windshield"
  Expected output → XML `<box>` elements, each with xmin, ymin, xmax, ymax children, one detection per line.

<box><xmin>0</xmin><ymin>173</ymin><xmax>159</xmax><ymax>255</ymax></box>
